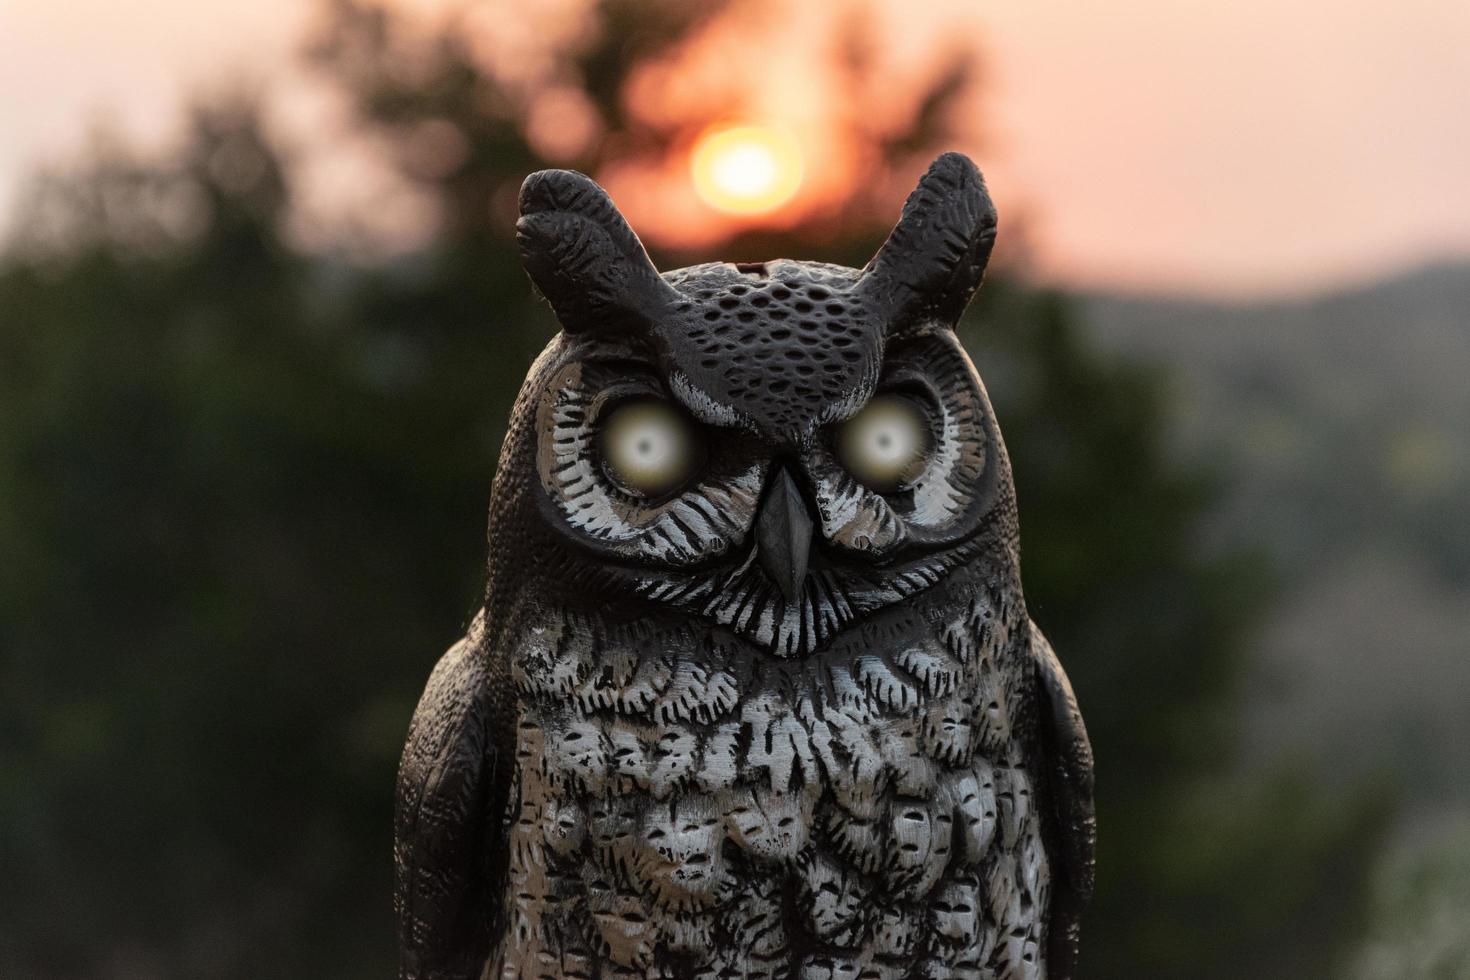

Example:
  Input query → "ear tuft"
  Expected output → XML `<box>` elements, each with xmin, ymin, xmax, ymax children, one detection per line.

<box><xmin>516</xmin><ymin>169</ymin><xmax>679</xmax><ymax>335</ymax></box>
<box><xmin>857</xmin><ymin>152</ymin><xmax>998</xmax><ymax>330</ymax></box>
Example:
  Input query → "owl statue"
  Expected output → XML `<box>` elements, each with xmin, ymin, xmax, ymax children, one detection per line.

<box><xmin>395</xmin><ymin>152</ymin><xmax>1095</xmax><ymax>980</ymax></box>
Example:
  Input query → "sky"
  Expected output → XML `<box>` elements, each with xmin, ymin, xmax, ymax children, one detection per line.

<box><xmin>1</xmin><ymin>0</ymin><xmax>1468</xmax><ymax>298</ymax></box>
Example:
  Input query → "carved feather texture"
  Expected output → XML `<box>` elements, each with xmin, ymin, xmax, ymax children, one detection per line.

<box><xmin>517</xmin><ymin>169</ymin><xmax>679</xmax><ymax>335</ymax></box>
<box><xmin>858</xmin><ymin>151</ymin><xmax>999</xmax><ymax>330</ymax></box>
<box><xmin>484</xmin><ymin>568</ymin><xmax>1060</xmax><ymax>980</ymax></box>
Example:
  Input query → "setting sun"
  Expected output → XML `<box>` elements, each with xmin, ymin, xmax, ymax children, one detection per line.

<box><xmin>690</xmin><ymin>124</ymin><xmax>804</xmax><ymax>216</ymax></box>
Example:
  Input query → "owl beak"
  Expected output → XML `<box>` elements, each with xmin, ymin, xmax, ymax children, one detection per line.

<box><xmin>755</xmin><ymin>467</ymin><xmax>814</xmax><ymax>602</ymax></box>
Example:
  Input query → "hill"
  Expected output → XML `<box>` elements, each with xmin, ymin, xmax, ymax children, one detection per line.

<box><xmin>1080</xmin><ymin>263</ymin><xmax>1470</xmax><ymax>814</ymax></box>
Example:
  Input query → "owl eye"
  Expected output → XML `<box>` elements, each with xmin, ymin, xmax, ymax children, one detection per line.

<box><xmin>599</xmin><ymin>399</ymin><xmax>702</xmax><ymax>498</ymax></box>
<box><xmin>836</xmin><ymin>394</ymin><xmax>932</xmax><ymax>492</ymax></box>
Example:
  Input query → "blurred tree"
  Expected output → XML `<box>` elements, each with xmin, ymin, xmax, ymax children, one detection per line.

<box><xmin>0</xmin><ymin>0</ymin><xmax>1384</xmax><ymax>976</ymax></box>
<box><xmin>0</xmin><ymin>99</ymin><xmax>459</xmax><ymax>977</ymax></box>
<box><xmin>1352</xmin><ymin>821</ymin><xmax>1470</xmax><ymax>980</ymax></box>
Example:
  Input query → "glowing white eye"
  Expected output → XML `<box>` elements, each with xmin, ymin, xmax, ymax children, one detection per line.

<box><xmin>836</xmin><ymin>394</ymin><xmax>931</xmax><ymax>492</ymax></box>
<box><xmin>599</xmin><ymin>399</ymin><xmax>701</xmax><ymax>498</ymax></box>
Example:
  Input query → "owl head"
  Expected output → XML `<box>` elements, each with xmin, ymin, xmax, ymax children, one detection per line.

<box><xmin>499</xmin><ymin>152</ymin><xmax>1015</xmax><ymax>657</ymax></box>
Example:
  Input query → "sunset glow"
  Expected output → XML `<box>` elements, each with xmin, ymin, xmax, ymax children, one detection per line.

<box><xmin>690</xmin><ymin>125</ymin><xmax>803</xmax><ymax>216</ymax></box>
<box><xmin>3</xmin><ymin>1</ymin><xmax>1470</xmax><ymax>293</ymax></box>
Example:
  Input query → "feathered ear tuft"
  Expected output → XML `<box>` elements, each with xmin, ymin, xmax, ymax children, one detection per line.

<box><xmin>856</xmin><ymin>152</ymin><xmax>998</xmax><ymax>331</ymax></box>
<box><xmin>516</xmin><ymin>169</ymin><xmax>680</xmax><ymax>335</ymax></box>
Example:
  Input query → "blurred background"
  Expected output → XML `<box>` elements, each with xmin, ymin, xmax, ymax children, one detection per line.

<box><xmin>1</xmin><ymin>0</ymin><xmax>1467</xmax><ymax>977</ymax></box>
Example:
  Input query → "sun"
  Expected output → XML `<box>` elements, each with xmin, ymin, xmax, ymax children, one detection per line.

<box><xmin>690</xmin><ymin>124</ymin><xmax>804</xmax><ymax>216</ymax></box>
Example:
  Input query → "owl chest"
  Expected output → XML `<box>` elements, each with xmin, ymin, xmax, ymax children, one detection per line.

<box><xmin>500</xmin><ymin>634</ymin><xmax>1051</xmax><ymax>977</ymax></box>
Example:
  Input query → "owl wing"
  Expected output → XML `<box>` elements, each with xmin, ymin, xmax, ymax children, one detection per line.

<box><xmin>395</xmin><ymin>610</ymin><xmax>512</xmax><ymax>980</ymax></box>
<box><xmin>1028</xmin><ymin>619</ymin><xmax>1096</xmax><ymax>980</ymax></box>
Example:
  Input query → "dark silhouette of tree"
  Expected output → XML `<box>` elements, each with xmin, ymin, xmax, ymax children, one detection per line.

<box><xmin>0</xmin><ymin>1</ymin><xmax>1383</xmax><ymax>976</ymax></box>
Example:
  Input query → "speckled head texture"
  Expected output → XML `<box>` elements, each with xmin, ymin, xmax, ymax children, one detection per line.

<box><xmin>394</xmin><ymin>153</ymin><xmax>1096</xmax><ymax>980</ymax></box>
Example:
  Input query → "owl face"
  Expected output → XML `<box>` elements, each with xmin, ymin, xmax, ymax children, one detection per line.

<box><xmin>512</xmin><ymin>153</ymin><xmax>1012</xmax><ymax>657</ymax></box>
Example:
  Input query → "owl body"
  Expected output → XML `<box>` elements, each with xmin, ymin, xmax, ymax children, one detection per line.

<box><xmin>395</xmin><ymin>155</ymin><xmax>1094</xmax><ymax>980</ymax></box>
<box><xmin>493</xmin><ymin>556</ymin><xmax>1044</xmax><ymax>979</ymax></box>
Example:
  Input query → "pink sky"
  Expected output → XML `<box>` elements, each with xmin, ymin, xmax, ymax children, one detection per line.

<box><xmin>1</xmin><ymin>0</ymin><xmax>1467</xmax><ymax>297</ymax></box>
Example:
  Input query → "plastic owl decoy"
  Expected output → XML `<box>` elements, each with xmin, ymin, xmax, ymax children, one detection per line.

<box><xmin>395</xmin><ymin>152</ymin><xmax>1095</xmax><ymax>980</ymax></box>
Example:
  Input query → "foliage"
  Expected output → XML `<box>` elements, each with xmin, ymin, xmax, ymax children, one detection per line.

<box><xmin>1353</xmin><ymin>820</ymin><xmax>1470</xmax><ymax>980</ymax></box>
<box><xmin>0</xmin><ymin>1</ymin><xmax>1384</xmax><ymax>976</ymax></box>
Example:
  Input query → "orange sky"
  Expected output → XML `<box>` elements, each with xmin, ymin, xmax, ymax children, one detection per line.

<box><xmin>2</xmin><ymin>0</ymin><xmax>1468</xmax><ymax>297</ymax></box>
